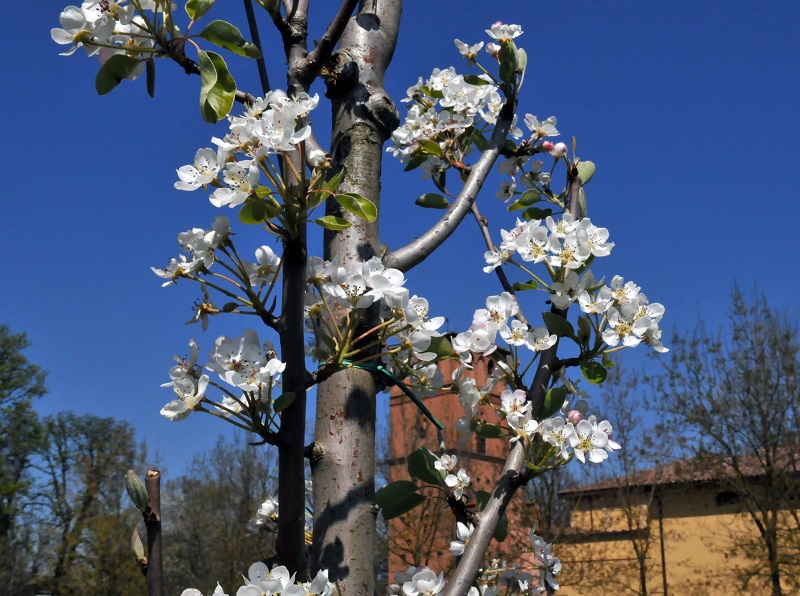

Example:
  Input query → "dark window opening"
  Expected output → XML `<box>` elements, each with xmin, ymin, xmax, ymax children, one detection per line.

<box><xmin>716</xmin><ymin>491</ymin><xmax>740</xmax><ymax>506</ymax></box>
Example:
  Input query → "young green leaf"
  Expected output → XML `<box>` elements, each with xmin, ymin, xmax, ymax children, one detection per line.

<box><xmin>379</xmin><ymin>492</ymin><xmax>427</xmax><ymax>520</ymax></box>
<box><xmin>198</xmin><ymin>50</ymin><xmax>236</xmax><ymax>123</ymax></box>
<box><xmin>522</xmin><ymin>207</ymin><xmax>553</xmax><ymax>221</ymax></box>
<box><xmin>417</xmin><ymin>139</ymin><xmax>443</xmax><ymax>157</ymax></box>
<box><xmin>576</xmin><ymin>160</ymin><xmax>596</xmax><ymax>185</ymax></box>
<box><xmin>185</xmin><ymin>0</ymin><xmax>215</xmax><ymax>20</ymax></box>
<box><xmin>198</xmin><ymin>20</ymin><xmax>262</xmax><ymax>59</ymax></box>
<box><xmin>415</xmin><ymin>193</ymin><xmax>450</xmax><ymax>209</ymax></box>
<box><xmin>511</xmin><ymin>279</ymin><xmax>539</xmax><ymax>292</ymax></box>
<box><xmin>313</xmin><ymin>216</ymin><xmax>351</xmax><ymax>231</ymax></box>
<box><xmin>335</xmin><ymin>193</ymin><xmax>377</xmax><ymax>222</ymax></box>
<box><xmin>541</xmin><ymin>386</ymin><xmax>569</xmax><ymax>418</ymax></box>
<box><xmin>273</xmin><ymin>392</ymin><xmax>296</xmax><ymax>413</ymax></box>
<box><xmin>507</xmin><ymin>188</ymin><xmax>542</xmax><ymax>211</ymax></box>
<box><xmin>145</xmin><ymin>59</ymin><xmax>155</xmax><ymax>97</ymax></box>
<box><xmin>407</xmin><ymin>447</ymin><xmax>444</xmax><ymax>485</ymax></box>
<box><xmin>96</xmin><ymin>55</ymin><xmax>141</xmax><ymax>95</ymax></box>
<box><xmin>474</xmin><ymin>422</ymin><xmax>506</xmax><ymax>439</ymax></box>
<box><xmin>580</xmin><ymin>361</ymin><xmax>607</xmax><ymax>385</ymax></box>
<box><xmin>542</xmin><ymin>312</ymin><xmax>576</xmax><ymax>339</ymax></box>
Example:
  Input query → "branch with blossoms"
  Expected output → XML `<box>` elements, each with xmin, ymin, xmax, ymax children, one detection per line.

<box><xmin>54</xmin><ymin>2</ymin><xmax>670</xmax><ymax>593</ymax></box>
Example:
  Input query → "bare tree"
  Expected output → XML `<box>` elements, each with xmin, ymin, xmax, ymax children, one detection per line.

<box><xmin>658</xmin><ymin>289</ymin><xmax>800</xmax><ymax>596</ymax></box>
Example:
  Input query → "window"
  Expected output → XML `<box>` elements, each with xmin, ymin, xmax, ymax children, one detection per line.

<box><xmin>715</xmin><ymin>491</ymin><xmax>740</xmax><ymax>506</ymax></box>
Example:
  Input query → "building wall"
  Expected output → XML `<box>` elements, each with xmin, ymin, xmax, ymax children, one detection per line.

<box><xmin>558</xmin><ymin>483</ymin><xmax>797</xmax><ymax>595</ymax></box>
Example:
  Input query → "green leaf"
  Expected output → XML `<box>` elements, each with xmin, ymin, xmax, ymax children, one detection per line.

<box><xmin>511</xmin><ymin>279</ymin><xmax>538</xmax><ymax>292</ymax></box>
<box><xmin>95</xmin><ymin>55</ymin><xmax>141</xmax><ymax>95</ymax></box>
<box><xmin>313</xmin><ymin>216</ymin><xmax>351</xmax><ymax>231</ymax></box>
<box><xmin>541</xmin><ymin>386</ymin><xmax>568</xmax><ymax>418</ymax></box>
<box><xmin>407</xmin><ymin>447</ymin><xmax>444</xmax><ymax>485</ymax></box>
<box><xmin>404</xmin><ymin>153</ymin><xmax>428</xmax><ymax>172</ymax></box>
<box><xmin>380</xmin><ymin>492</ymin><xmax>427</xmax><ymax>520</ymax></box>
<box><xmin>238</xmin><ymin>198</ymin><xmax>281</xmax><ymax>224</ymax></box>
<box><xmin>498</xmin><ymin>42</ymin><xmax>518</xmax><ymax>85</ymax></box>
<box><xmin>580</xmin><ymin>361</ymin><xmax>607</xmax><ymax>385</ymax></box>
<box><xmin>418</xmin><ymin>139</ymin><xmax>443</xmax><ymax>157</ymax></box>
<box><xmin>425</xmin><ymin>335</ymin><xmax>456</xmax><ymax>359</ymax></box>
<box><xmin>522</xmin><ymin>207</ymin><xmax>553</xmax><ymax>221</ymax></box>
<box><xmin>415</xmin><ymin>193</ymin><xmax>450</xmax><ymax>209</ymax></box>
<box><xmin>472</xmin><ymin>131</ymin><xmax>489</xmax><ymax>152</ymax></box>
<box><xmin>273</xmin><ymin>392</ymin><xmax>295</xmax><ymax>413</ymax></box>
<box><xmin>145</xmin><ymin>59</ymin><xmax>155</xmax><ymax>97</ymax></box>
<box><xmin>221</xmin><ymin>302</ymin><xmax>238</xmax><ymax>312</ymax></box>
<box><xmin>515</xmin><ymin>47</ymin><xmax>528</xmax><ymax>75</ymax></box>
<box><xmin>185</xmin><ymin>0</ymin><xmax>215</xmax><ymax>19</ymax></box>
<box><xmin>198</xmin><ymin>50</ymin><xmax>236</xmax><ymax>123</ymax></box>
<box><xmin>576</xmin><ymin>160</ymin><xmax>596</xmax><ymax>185</ymax></box>
<box><xmin>506</xmin><ymin>188</ymin><xmax>542</xmax><ymax>211</ymax></box>
<box><xmin>602</xmin><ymin>354</ymin><xmax>616</xmax><ymax>369</ymax></box>
<box><xmin>323</xmin><ymin>169</ymin><xmax>345</xmax><ymax>194</ymax></box>
<box><xmin>475</xmin><ymin>490</ymin><xmax>509</xmax><ymax>542</ymax></box>
<box><xmin>463</xmin><ymin>74</ymin><xmax>492</xmax><ymax>86</ymax></box>
<box><xmin>542</xmin><ymin>312</ymin><xmax>575</xmax><ymax>339</ymax></box>
<box><xmin>376</xmin><ymin>480</ymin><xmax>418</xmax><ymax>508</ymax></box>
<box><xmin>198</xmin><ymin>20</ymin><xmax>262</xmax><ymax>58</ymax></box>
<box><xmin>335</xmin><ymin>193</ymin><xmax>377</xmax><ymax>222</ymax></box>
<box><xmin>474</xmin><ymin>422</ymin><xmax>506</xmax><ymax>439</ymax></box>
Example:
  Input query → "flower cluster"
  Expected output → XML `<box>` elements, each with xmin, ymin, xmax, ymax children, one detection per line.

<box><xmin>151</xmin><ymin>216</ymin><xmax>233</xmax><ymax>285</ymax></box>
<box><xmin>387</xmin><ymin>67</ymin><xmax>506</xmax><ymax>165</ymax></box>
<box><xmin>485</xmin><ymin>214</ymin><xmax>667</xmax><ymax>352</ymax></box>
<box><xmin>452</xmin><ymin>292</ymin><xmax>557</xmax><ymax>360</ymax></box>
<box><xmin>245</xmin><ymin>496</ymin><xmax>279</xmax><ymax>535</ymax></box>
<box><xmin>174</xmin><ymin>90</ymin><xmax>319</xmax><ymax>208</ymax></box>
<box><xmin>52</xmin><ymin>0</ymin><xmax>155</xmax><ymax>71</ymax></box>
<box><xmin>181</xmin><ymin>563</ymin><xmax>334</xmax><ymax>596</ymax></box>
<box><xmin>529</xmin><ymin>530</ymin><xmax>562</xmax><ymax>592</ymax></box>
<box><xmin>160</xmin><ymin>331</ymin><xmax>285</xmax><ymax>423</ymax></box>
<box><xmin>304</xmin><ymin>256</ymin><xmax>451</xmax><ymax>392</ymax></box>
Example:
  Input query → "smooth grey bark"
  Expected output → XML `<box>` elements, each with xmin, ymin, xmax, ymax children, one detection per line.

<box><xmin>311</xmin><ymin>2</ymin><xmax>401</xmax><ymax>595</ymax></box>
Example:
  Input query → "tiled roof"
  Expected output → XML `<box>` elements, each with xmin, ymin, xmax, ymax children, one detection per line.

<box><xmin>560</xmin><ymin>447</ymin><xmax>800</xmax><ymax>496</ymax></box>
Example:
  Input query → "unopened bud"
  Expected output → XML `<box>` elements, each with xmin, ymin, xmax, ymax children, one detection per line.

<box><xmin>309</xmin><ymin>149</ymin><xmax>327</xmax><ymax>169</ymax></box>
<box><xmin>131</xmin><ymin>528</ymin><xmax>146</xmax><ymax>562</ymax></box>
<box><xmin>567</xmin><ymin>410</ymin><xmax>583</xmax><ymax>425</ymax></box>
<box><xmin>541</xmin><ymin>141</ymin><xmax>555</xmax><ymax>152</ymax></box>
<box><xmin>125</xmin><ymin>470</ymin><xmax>150</xmax><ymax>513</ymax></box>
<box><xmin>550</xmin><ymin>142</ymin><xmax>568</xmax><ymax>158</ymax></box>
<box><xmin>486</xmin><ymin>43</ymin><xmax>500</xmax><ymax>58</ymax></box>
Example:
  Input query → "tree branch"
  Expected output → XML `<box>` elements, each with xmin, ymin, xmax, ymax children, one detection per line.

<box><xmin>442</xmin><ymin>443</ymin><xmax>527</xmax><ymax>596</ymax></box>
<box><xmin>298</xmin><ymin>0</ymin><xmax>360</xmax><ymax>86</ymax></box>
<box><xmin>144</xmin><ymin>470</ymin><xmax>163</xmax><ymax>596</ymax></box>
<box><xmin>384</xmin><ymin>105</ymin><xmax>514</xmax><ymax>273</ymax></box>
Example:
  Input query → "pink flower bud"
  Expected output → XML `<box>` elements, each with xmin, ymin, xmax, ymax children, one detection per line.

<box><xmin>492</xmin><ymin>20</ymin><xmax>504</xmax><ymax>27</ymax></box>
<box><xmin>551</xmin><ymin>142</ymin><xmax>568</xmax><ymax>158</ymax></box>
<box><xmin>486</xmin><ymin>42</ymin><xmax>500</xmax><ymax>58</ymax></box>
<box><xmin>567</xmin><ymin>410</ymin><xmax>583</xmax><ymax>425</ymax></box>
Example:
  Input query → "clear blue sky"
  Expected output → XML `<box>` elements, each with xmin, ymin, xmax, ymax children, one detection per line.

<box><xmin>4</xmin><ymin>1</ymin><xmax>799</xmax><ymax>477</ymax></box>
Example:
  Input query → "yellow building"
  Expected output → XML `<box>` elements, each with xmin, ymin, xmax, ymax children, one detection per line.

<box><xmin>556</xmin><ymin>455</ymin><xmax>800</xmax><ymax>595</ymax></box>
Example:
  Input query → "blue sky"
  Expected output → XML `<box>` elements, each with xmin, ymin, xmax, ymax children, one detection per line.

<box><xmin>4</xmin><ymin>1</ymin><xmax>799</xmax><ymax>478</ymax></box>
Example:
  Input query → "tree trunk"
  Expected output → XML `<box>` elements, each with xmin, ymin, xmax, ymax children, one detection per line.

<box><xmin>311</xmin><ymin>2</ymin><xmax>401</xmax><ymax>594</ymax></box>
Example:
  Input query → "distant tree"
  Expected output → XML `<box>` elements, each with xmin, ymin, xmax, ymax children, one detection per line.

<box><xmin>658</xmin><ymin>289</ymin><xmax>800</xmax><ymax>596</ymax></box>
<box><xmin>162</xmin><ymin>434</ymin><xmax>279</xmax><ymax>595</ymax></box>
<box><xmin>35</xmin><ymin>412</ymin><xmax>145</xmax><ymax>596</ymax></box>
<box><xmin>0</xmin><ymin>326</ymin><xmax>47</xmax><ymax>593</ymax></box>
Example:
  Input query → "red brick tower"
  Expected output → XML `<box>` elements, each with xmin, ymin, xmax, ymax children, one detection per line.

<box><xmin>386</xmin><ymin>355</ymin><xmax>515</xmax><ymax>578</ymax></box>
